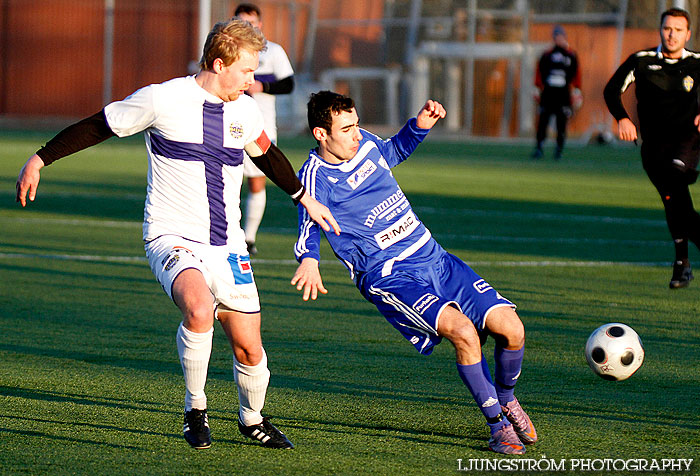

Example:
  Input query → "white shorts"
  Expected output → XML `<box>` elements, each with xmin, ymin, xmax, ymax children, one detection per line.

<box><xmin>145</xmin><ymin>235</ymin><xmax>261</xmax><ymax>314</ymax></box>
<box><xmin>242</xmin><ymin>155</ymin><xmax>266</xmax><ymax>178</ymax></box>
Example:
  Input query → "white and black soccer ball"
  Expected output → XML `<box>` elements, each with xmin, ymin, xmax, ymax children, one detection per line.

<box><xmin>585</xmin><ymin>323</ymin><xmax>644</xmax><ymax>381</ymax></box>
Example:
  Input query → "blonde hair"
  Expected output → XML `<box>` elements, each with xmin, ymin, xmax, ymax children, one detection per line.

<box><xmin>199</xmin><ymin>18</ymin><xmax>266</xmax><ymax>71</ymax></box>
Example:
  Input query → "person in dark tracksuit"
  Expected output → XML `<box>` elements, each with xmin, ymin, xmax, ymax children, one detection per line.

<box><xmin>604</xmin><ymin>7</ymin><xmax>700</xmax><ymax>289</ymax></box>
<box><xmin>532</xmin><ymin>25</ymin><xmax>581</xmax><ymax>160</ymax></box>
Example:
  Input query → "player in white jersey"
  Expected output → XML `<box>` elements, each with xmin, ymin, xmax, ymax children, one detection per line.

<box><xmin>291</xmin><ymin>91</ymin><xmax>537</xmax><ymax>455</ymax></box>
<box><xmin>16</xmin><ymin>19</ymin><xmax>339</xmax><ymax>450</ymax></box>
<box><xmin>235</xmin><ymin>3</ymin><xmax>296</xmax><ymax>255</ymax></box>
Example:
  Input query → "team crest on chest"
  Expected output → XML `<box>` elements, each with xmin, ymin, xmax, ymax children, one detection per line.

<box><xmin>683</xmin><ymin>75</ymin><xmax>694</xmax><ymax>92</ymax></box>
<box><xmin>229</xmin><ymin>122</ymin><xmax>244</xmax><ymax>138</ymax></box>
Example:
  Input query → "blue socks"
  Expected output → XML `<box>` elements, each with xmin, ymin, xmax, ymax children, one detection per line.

<box><xmin>494</xmin><ymin>346</ymin><xmax>524</xmax><ymax>406</ymax></box>
<box><xmin>457</xmin><ymin>359</ymin><xmax>505</xmax><ymax>433</ymax></box>
<box><xmin>457</xmin><ymin>347</ymin><xmax>524</xmax><ymax>433</ymax></box>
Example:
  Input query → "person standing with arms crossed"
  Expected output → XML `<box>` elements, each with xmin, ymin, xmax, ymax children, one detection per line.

<box><xmin>532</xmin><ymin>25</ymin><xmax>582</xmax><ymax>160</ymax></box>
<box><xmin>604</xmin><ymin>7</ymin><xmax>700</xmax><ymax>289</ymax></box>
<box><xmin>234</xmin><ymin>3</ymin><xmax>295</xmax><ymax>255</ymax></box>
<box><xmin>16</xmin><ymin>18</ymin><xmax>339</xmax><ymax>449</ymax></box>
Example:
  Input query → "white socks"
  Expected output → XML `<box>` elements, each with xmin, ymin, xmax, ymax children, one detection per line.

<box><xmin>233</xmin><ymin>348</ymin><xmax>270</xmax><ymax>426</ymax></box>
<box><xmin>176</xmin><ymin>323</ymin><xmax>213</xmax><ymax>411</ymax></box>
<box><xmin>244</xmin><ymin>189</ymin><xmax>266</xmax><ymax>243</ymax></box>
<box><xmin>176</xmin><ymin>323</ymin><xmax>271</xmax><ymax>425</ymax></box>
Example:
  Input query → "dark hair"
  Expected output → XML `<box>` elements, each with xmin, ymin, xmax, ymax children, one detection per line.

<box><xmin>661</xmin><ymin>7</ymin><xmax>690</xmax><ymax>29</ymax></box>
<box><xmin>307</xmin><ymin>91</ymin><xmax>356</xmax><ymax>134</ymax></box>
<box><xmin>235</xmin><ymin>3</ymin><xmax>261</xmax><ymax>18</ymax></box>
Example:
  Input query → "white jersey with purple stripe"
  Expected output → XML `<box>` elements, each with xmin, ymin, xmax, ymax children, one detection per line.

<box><xmin>295</xmin><ymin>118</ymin><xmax>442</xmax><ymax>285</ymax></box>
<box><xmin>103</xmin><ymin>75</ymin><xmax>264</xmax><ymax>247</ymax></box>
<box><xmin>251</xmin><ymin>41</ymin><xmax>294</xmax><ymax>142</ymax></box>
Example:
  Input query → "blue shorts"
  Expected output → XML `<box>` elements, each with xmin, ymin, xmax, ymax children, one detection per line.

<box><xmin>360</xmin><ymin>251</ymin><xmax>515</xmax><ymax>355</ymax></box>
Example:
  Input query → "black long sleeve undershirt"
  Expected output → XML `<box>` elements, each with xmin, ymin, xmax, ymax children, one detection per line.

<box><xmin>34</xmin><ymin>108</ymin><xmax>305</xmax><ymax>203</ymax></box>
<box><xmin>261</xmin><ymin>76</ymin><xmax>294</xmax><ymax>95</ymax></box>
<box><xmin>36</xmin><ymin>110</ymin><xmax>116</xmax><ymax>165</ymax></box>
<box><xmin>250</xmin><ymin>143</ymin><xmax>305</xmax><ymax>202</ymax></box>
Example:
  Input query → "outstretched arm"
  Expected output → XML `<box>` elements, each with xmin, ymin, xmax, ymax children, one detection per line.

<box><xmin>375</xmin><ymin>99</ymin><xmax>446</xmax><ymax>167</ymax></box>
<box><xmin>245</xmin><ymin>138</ymin><xmax>340</xmax><ymax>235</ymax></box>
<box><xmin>298</xmin><ymin>193</ymin><xmax>341</xmax><ymax>236</ymax></box>
<box><xmin>16</xmin><ymin>110</ymin><xmax>115</xmax><ymax>206</ymax></box>
<box><xmin>415</xmin><ymin>100</ymin><xmax>446</xmax><ymax>130</ymax></box>
<box><xmin>291</xmin><ymin>257</ymin><xmax>327</xmax><ymax>301</ymax></box>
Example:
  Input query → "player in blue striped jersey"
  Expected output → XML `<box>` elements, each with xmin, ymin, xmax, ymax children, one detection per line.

<box><xmin>291</xmin><ymin>91</ymin><xmax>538</xmax><ymax>454</ymax></box>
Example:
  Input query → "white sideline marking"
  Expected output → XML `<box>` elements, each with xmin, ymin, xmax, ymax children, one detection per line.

<box><xmin>262</xmin><ymin>226</ymin><xmax>668</xmax><ymax>247</ymax></box>
<box><xmin>413</xmin><ymin>206</ymin><xmax>666</xmax><ymax>227</ymax></box>
<box><xmin>7</xmin><ymin>194</ymin><xmax>664</xmax><ymax>227</ymax></box>
<box><xmin>4</xmin><ymin>216</ymin><xmax>141</xmax><ymax>228</ymax></box>
<box><xmin>0</xmin><ymin>252</ymin><xmax>668</xmax><ymax>268</ymax></box>
<box><xmin>0</xmin><ymin>252</ymin><xmax>147</xmax><ymax>263</ymax></box>
<box><xmin>3</xmin><ymin>216</ymin><xmax>668</xmax><ymax>247</ymax></box>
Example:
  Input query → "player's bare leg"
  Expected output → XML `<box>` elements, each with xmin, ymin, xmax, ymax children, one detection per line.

<box><xmin>438</xmin><ymin>306</ymin><xmax>524</xmax><ymax>454</ymax></box>
<box><xmin>484</xmin><ymin>307</ymin><xmax>537</xmax><ymax>444</ymax></box>
<box><xmin>218</xmin><ymin>311</ymin><xmax>293</xmax><ymax>449</ymax></box>
<box><xmin>437</xmin><ymin>306</ymin><xmax>482</xmax><ymax>365</ymax></box>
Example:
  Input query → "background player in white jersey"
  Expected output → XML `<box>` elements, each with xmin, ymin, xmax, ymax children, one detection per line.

<box><xmin>291</xmin><ymin>91</ymin><xmax>537</xmax><ymax>455</ymax></box>
<box><xmin>16</xmin><ymin>19</ymin><xmax>339</xmax><ymax>450</ymax></box>
<box><xmin>234</xmin><ymin>3</ymin><xmax>295</xmax><ymax>255</ymax></box>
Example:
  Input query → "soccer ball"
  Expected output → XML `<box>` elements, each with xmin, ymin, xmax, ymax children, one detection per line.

<box><xmin>584</xmin><ymin>323</ymin><xmax>644</xmax><ymax>381</ymax></box>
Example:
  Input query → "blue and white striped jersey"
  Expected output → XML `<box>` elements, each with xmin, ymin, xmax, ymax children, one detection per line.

<box><xmin>295</xmin><ymin>118</ymin><xmax>444</xmax><ymax>284</ymax></box>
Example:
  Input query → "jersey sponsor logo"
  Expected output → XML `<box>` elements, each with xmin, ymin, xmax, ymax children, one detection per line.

<box><xmin>229</xmin><ymin>122</ymin><xmax>244</xmax><ymax>139</ymax></box>
<box><xmin>647</xmin><ymin>64</ymin><xmax>662</xmax><ymax>70</ymax></box>
<box><xmin>683</xmin><ymin>75</ymin><xmax>694</xmax><ymax>92</ymax></box>
<box><xmin>373</xmin><ymin>210</ymin><xmax>418</xmax><ymax>249</ymax></box>
<box><xmin>227</xmin><ymin>291</ymin><xmax>258</xmax><ymax>301</ymax></box>
<box><xmin>473</xmin><ymin>279</ymin><xmax>493</xmax><ymax>294</ymax></box>
<box><xmin>346</xmin><ymin>159</ymin><xmax>377</xmax><ymax>190</ymax></box>
<box><xmin>550</xmin><ymin>51</ymin><xmax>571</xmax><ymax>66</ymax></box>
<box><xmin>364</xmin><ymin>189</ymin><xmax>405</xmax><ymax>228</ymax></box>
<box><xmin>546</xmin><ymin>69</ymin><xmax>567</xmax><ymax>87</ymax></box>
<box><xmin>413</xmin><ymin>293</ymin><xmax>439</xmax><ymax>314</ymax></box>
<box><xmin>383</xmin><ymin>201</ymin><xmax>409</xmax><ymax>222</ymax></box>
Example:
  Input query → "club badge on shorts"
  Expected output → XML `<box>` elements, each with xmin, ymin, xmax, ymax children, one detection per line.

<box><xmin>683</xmin><ymin>75</ymin><xmax>694</xmax><ymax>92</ymax></box>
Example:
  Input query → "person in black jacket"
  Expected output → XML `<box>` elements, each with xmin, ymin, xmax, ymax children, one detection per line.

<box><xmin>604</xmin><ymin>7</ymin><xmax>700</xmax><ymax>289</ymax></box>
<box><xmin>532</xmin><ymin>25</ymin><xmax>581</xmax><ymax>160</ymax></box>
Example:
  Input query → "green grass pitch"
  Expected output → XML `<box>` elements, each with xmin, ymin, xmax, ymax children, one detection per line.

<box><xmin>1</xmin><ymin>131</ymin><xmax>698</xmax><ymax>475</ymax></box>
